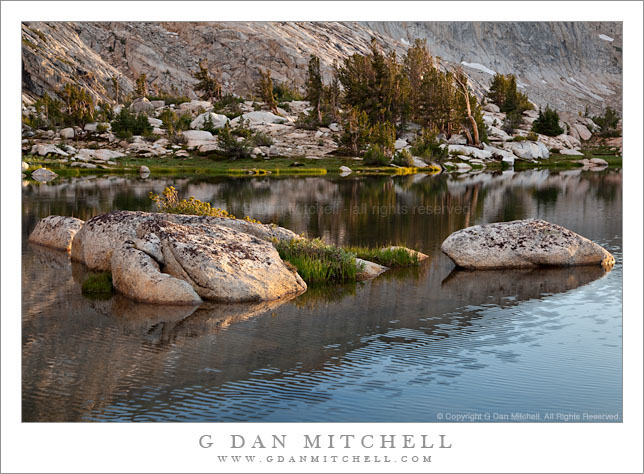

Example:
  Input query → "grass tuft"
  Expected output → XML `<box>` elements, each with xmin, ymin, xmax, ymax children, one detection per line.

<box><xmin>347</xmin><ymin>245</ymin><xmax>421</xmax><ymax>267</ymax></box>
<box><xmin>275</xmin><ymin>238</ymin><xmax>361</xmax><ymax>284</ymax></box>
<box><xmin>81</xmin><ymin>272</ymin><xmax>113</xmax><ymax>295</ymax></box>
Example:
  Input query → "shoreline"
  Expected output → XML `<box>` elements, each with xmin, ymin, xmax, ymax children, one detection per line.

<box><xmin>21</xmin><ymin>152</ymin><xmax>622</xmax><ymax>180</ymax></box>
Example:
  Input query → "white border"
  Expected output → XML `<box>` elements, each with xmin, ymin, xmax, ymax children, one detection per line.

<box><xmin>2</xmin><ymin>2</ymin><xmax>642</xmax><ymax>473</ymax></box>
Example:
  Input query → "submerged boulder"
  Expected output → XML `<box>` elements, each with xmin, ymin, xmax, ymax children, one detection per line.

<box><xmin>441</xmin><ymin>219</ymin><xmax>615</xmax><ymax>269</ymax></box>
<box><xmin>28</xmin><ymin>215</ymin><xmax>84</xmax><ymax>252</ymax></box>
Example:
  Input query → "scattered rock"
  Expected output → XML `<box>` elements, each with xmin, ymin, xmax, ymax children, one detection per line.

<box><xmin>231</xmin><ymin>111</ymin><xmax>286</xmax><ymax>125</ymax></box>
<box><xmin>571</xmin><ymin>123</ymin><xmax>592</xmax><ymax>141</ymax></box>
<box><xmin>356</xmin><ymin>258</ymin><xmax>388</xmax><ymax>281</ymax></box>
<box><xmin>590</xmin><ymin>157</ymin><xmax>608</xmax><ymax>166</ymax></box>
<box><xmin>22</xmin><ymin>161</ymin><xmax>29</xmax><ymax>171</ymax></box>
<box><xmin>508</xmin><ymin>141</ymin><xmax>550</xmax><ymax>159</ymax></box>
<box><xmin>448</xmin><ymin>134</ymin><xmax>468</xmax><ymax>145</ymax></box>
<box><xmin>179</xmin><ymin>100</ymin><xmax>213</xmax><ymax>114</ymax></box>
<box><xmin>60</xmin><ymin>127</ymin><xmax>75</xmax><ymax>139</ymax></box>
<box><xmin>339</xmin><ymin>165</ymin><xmax>352</xmax><ymax>176</ymax></box>
<box><xmin>394</xmin><ymin>138</ymin><xmax>408</xmax><ymax>150</ymax></box>
<box><xmin>31</xmin><ymin>168</ymin><xmax>58</xmax><ymax>182</ymax></box>
<box><xmin>441</xmin><ymin>219</ymin><xmax>615</xmax><ymax>269</ymax></box>
<box><xmin>190</xmin><ymin>112</ymin><xmax>229</xmax><ymax>130</ymax></box>
<box><xmin>130</xmin><ymin>97</ymin><xmax>155</xmax><ymax>114</ymax></box>
<box><xmin>139</xmin><ymin>165</ymin><xmax>150</xmax><ymax>176</ymax></box>
<box><xmin>31</xmin><ymin>144</ymin><xmax>69</xmax><ymax>157</ymax></box>
<box><xmin>559</xmin><ymin>148</ymin><xmax>585</xmax><ymax>156</ymax></box>
<box><xmin>28</xmin><ymin>215</ymin><xmax>84</xmax><ymax>252</ymax></box>
<box><xmin>483</xmin><ymin>103</ymin><xmax>501</xmax><ymax>113</ymax></box>
<box><xmin>448</xmin><ymin>144</ymin><xmax>493</xmax><ymax>160</ymax></box>
<box><xmin>329</xmin><ymin>122</ymin><xmax>340</xmax><ymax>132</ymax></box>
<box><xmin>181</xmin><ymin>130</ymin><xmax>215</xmax><ymax>141</ymax></box>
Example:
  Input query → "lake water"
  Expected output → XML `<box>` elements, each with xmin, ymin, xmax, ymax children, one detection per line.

<box><xmin>21</xmin><ymin>168</ymin><xmax>622</xmax><ymax>422</ymax></box>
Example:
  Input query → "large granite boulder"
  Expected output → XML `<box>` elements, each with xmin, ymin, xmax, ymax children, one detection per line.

<box><xmin>71</xmin><ymin>211</ymin><xmax>301</xmax><ymax>271</ymax></box>
<box><xmin>136</xmin><ymin>219</ymin><xmax>307</xmax><ymax>302</ymax></box>
<box><xmin>31</xmin><ymin>144</ymin><xmax>68</xmax><ymax>157</ymax></box>
<box><xmin>28</xmin><ymin>215</ymin><xmax>85</xmax><ymax>252</ymax></box>
<box><xmin>111</xmin><ymin>240</ymin><xmax>203</xmax><ymax>305</ymax></box>
<box><xmin>441</xmin><ymin>219</ymin><xmax>615</xmax><ymax>269</ymax></box>
<box><xmin>231</xmin><ymin>111</ymin><xmax>286</xmax><ymax>125</ymax></box>
<box><xmin>571</xmin><ymin>123</ymin><xmax>592</xmax><ymax>141</ymax></box>
<box><xmin>508</xmin><ymin>141</ymin><xmax>550</xmax><ymax>159</ymax></box>
<box><xmin>190</xmin><ymin>112</ymin><xmax>229</xmax><ymax>130</ymax></box>
<box><xmin>129</xmin><ymin>98</ymin><xmax>155</xmax><ymax>114</ymax></box>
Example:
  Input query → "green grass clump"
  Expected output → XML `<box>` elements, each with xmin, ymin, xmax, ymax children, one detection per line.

<box><xmin>275</xmin><ymin>238</ymin><xmax>361</xmax><ymax>284</ymax></box>
<box><xmin>347</xmin><ymin>245</ymin><xmax>421</xmax><ymax>267</ymax></box>
<box><xmin>81</xmin><ymin>272</ymin><xmax>113</xmax><ymax>295</ymax></box>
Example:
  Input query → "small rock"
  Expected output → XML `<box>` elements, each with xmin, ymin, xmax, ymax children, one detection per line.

<box><xmin>483</xmin><ymin>103</ymin><xmax>501</xmax><ymax>113</ymax></box>
<box><xmin>31</xmin><ymin>168</ymin><xmax>58</xmax><ymax>182</ymax></box>
<box><xmin>448</xmin><ymin>134</ymin><xmax>468</xmax><ymax>145</ymax></box>
<box><xmin>22</xmin><ymin>161</ymin><xmax>29</xmax><ymax>171</ymax></box>
<box><xmin>339</xmin><ymin>165</ymin><xmax>352</xmax><ymax>176</ymax></box>
<box><xmin>590</xmin><ymin>157</ymin><xmax>608</xmax><ymax>166</ymax></box>
<box><xmin>139</xmin><ymin>165</ymin><xmax>150</xmax><ymax>175</ymax></box>
<box><xmin>356</xmin><ymin>258</ymin><xmax>388</xmax><ymax>281</ymax></box>
<box><xmin>60</xmin><ymin>127</ymin><xmax>75</xmax><ymax>139</ymax></box>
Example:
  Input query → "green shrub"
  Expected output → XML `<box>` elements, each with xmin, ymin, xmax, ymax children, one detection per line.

<box><xmin>275</xmin><ymin>238</ymin><xmax>360</xmax><ymax>284</ymax></box>
<box><xmin>97</xmin><ymin>123</ymin><xmax>110</xmax><ymax>133</ymax></box>
<box><xmin>217</xmin><ymin>123</ymin><xmax>252</xmax><ymax>159</ymax></box>
<box><xmin>592</xmin><ymin>107</ymin><xmax>621</xmax><ymax>137</ymax></box>
<box><xmin>502</xmin><ymin>110</ymin><xmax>523</xmax><ymax>134</ymax></box>
<box><xmin>512</xmin><ymin>135</ymin><xmax>527</xmax><ymax>142</ymax></box>
<box><xmin>252</xmin><ymin>131</ymin><xmax>273</xmax><ymax>147</ymax></box>
<box><xmin>531</xmin><ymin>106</ymin><xmax>564</xmax><ymax>137</ymax></box>
<box><xmin>111</xmin><ymin>108</ymin><xmax>152</xmax><ymax>139</ymax></box>
<box><xmin>526</xmin><ymin>131</ymin><xmax>539</xmax><ymax>141</ymax></box>
<box><xmin>363</xmin><ymin>145</ymin><xmax>390</xmax><ymax>166</ymax></box>
<box><xmin>410</xmin><ymin>128</ymin><xmax>448</xmax><ymax>161</ymax></box>
<box><xmin>273</xmin><ymin>81</ymin><xmax>304</xmax><ymax>102</ymax></box>
<box><xmin>175</xmin><ymin>113</ymin><xmax>193</xmax><ymax>132</ymax></box>
<box><xmin>81</xmin><ymin>272</ymin><xmax>113</xmax><ymax>294</ymax></box>
<box><xmin>392</xmin><ymin>149</ymin><xmax>414</xmax><ymax>167</ymax></box>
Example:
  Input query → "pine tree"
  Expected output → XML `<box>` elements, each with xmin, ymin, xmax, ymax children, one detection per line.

<box><xmin>192</xmin><ymin>59</ymin><xmax>222</xmax><ymax>102</ymax></box>
<box><xmin>255</xmin><ymin>69</ymin><xmax>278</xmax><ymax>114</ymax></box>
<box><xmin>135</xmin><ymin>73</ymin><xmax>148</xmax><ymax>98</ymax></box>
<box><xmin>305</xmin><ymin>55</ymin><xmax>323</xmax><ymax>124</ymax></box>
<box><xmin>531</xmin><ymin>106</ymin><xmax>564</xmax><ymax>136</ymax></box>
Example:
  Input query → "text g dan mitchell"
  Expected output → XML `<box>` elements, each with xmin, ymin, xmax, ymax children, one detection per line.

<box><xmin>199</xmin><ymin>433</ymin><xmax>453</xmax><ymax>450</ymax></box>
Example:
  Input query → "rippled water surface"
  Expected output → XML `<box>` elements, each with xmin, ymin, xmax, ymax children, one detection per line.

<box><xmin>22</xmin><ymin>169</ymin><xmax>622</xmax><ymax>422</ymax></box>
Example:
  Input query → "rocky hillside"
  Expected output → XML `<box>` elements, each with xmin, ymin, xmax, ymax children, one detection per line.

<box><xmin>22</xmin><ymin>21</ymin><xmax>621</xmax><ymax>114</ymax></box>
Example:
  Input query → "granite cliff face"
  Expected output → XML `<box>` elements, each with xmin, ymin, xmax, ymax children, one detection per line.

<box><xmin>22</xmin><ymin>21</ymin><xmax>621</xmax><ymax>113</ymax></box>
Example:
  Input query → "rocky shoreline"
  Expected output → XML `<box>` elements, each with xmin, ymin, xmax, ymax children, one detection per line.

<box><xmin>21</xmin><ymin>97</ymin><xmax>621</xmax><ymax>182</ymax></box>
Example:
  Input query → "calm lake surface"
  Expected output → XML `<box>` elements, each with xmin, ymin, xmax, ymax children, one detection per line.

<box><xmin>22</xmin><ymin>168</ymin><xmax>622</xmax><ymax>422</ymax></box>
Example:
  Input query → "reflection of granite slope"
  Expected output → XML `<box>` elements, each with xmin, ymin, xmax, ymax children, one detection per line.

<box><xmin>441</xmin><ymin>264</ymin><xmax>608</xmax><ymax>305</ymax></box>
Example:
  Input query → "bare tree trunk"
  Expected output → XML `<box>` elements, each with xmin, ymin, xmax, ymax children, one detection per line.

<box><xmin>453</xmin><ymin>71</ymin><xmax>481</xmax><ymax>147</ymax></box>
